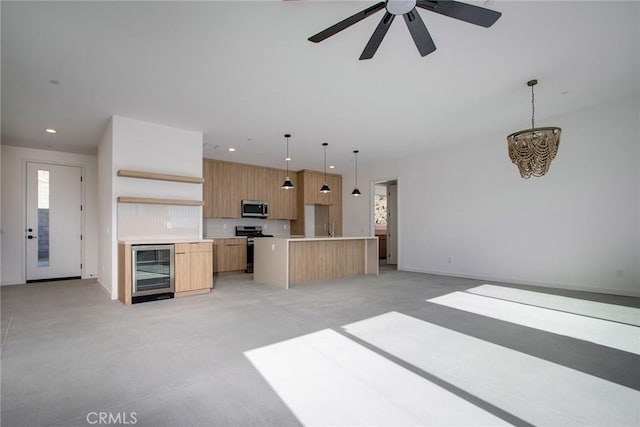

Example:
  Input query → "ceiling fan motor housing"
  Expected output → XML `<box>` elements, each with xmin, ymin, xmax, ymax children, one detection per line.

<box><xmin>387</xmin><ymin>0</ymin><xmax>417</xmax><ymax>15</ymax></box>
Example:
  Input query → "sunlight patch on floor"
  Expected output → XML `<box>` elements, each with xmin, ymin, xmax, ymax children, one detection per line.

<box><xmin>467</xmin><ymin>284</ymin><xmax>640</xmax><ymax>326</ymax></box>
<box><xmin>344</xmin><ymin>311</ymin><xmax>640</xmax><ymax>426</ymax></box>
<box><xmin>245</xmin><ymin>329</ymin><xmax>509</xmax><ymax>426</ymax></box>
<box><xmin>428</xmin><ymin>291</ymin><xmax>640</xmax><ymax>354</ymax></box>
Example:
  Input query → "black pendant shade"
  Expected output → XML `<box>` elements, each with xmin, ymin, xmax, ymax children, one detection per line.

<box><xmin>282</xmin><ymin>177</ymin><xmax>294</xmax><ymax>190</ymax></box>
<box><xmin>320</xmin><ymin>183</ymin><xmax>331</xmax><ymax>193</ymax></box>
<box><xmin>351</xmin><ymin>188</ymin><xmax>362</xmax><ymax>196</ymax></box>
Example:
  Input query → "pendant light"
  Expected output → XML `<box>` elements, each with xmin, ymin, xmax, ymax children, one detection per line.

<box><xmin>351</xmin><ymin>150</ymin><xmax>361</xmax><ymax>197</ymax></box>
<box><xmin>320</xmin><ymin>142</ymin><xmax>331</xmax><ymax>193</ymax></box>
<box><xmin>281</xmin><ymin>133</ymin><xmax>294</xmax><ymax>190</ymax></box>
<box><xmin>507</xmin><ymin>79</ymin><xmax>561</xmax><ymax>178</ymax></box>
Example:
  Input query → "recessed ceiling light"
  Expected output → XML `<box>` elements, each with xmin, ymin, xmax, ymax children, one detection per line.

<box><xmin>285</xmin><ymin>157</ymin><xmax>291</xmax><ymax>161</ymax></box>
<box><xmin>228</xmin><ymin>147</ymin><xmax>236</xmax><ymax>152</ymax></box>
<box><xmin>329</xmin><ymin>165</ymin><xmax>335</xmax><ymax>169</ymax></box>
<box><xmin>45</xmin><ymin>128</ymin><xmax>57</xmax><ymax>134</ymax></box>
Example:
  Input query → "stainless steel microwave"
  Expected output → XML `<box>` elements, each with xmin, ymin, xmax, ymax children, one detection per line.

<box><xmin>241</xmin><ymin>200</ymin><xmax>269</xmax><ymax>218</ymax></box>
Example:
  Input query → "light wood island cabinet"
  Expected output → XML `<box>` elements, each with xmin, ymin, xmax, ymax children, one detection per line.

<box><xmin>254</xmin><ymin>237</ymin><xmax>378</xmax><ymax>288</ymax></box>
<box><xmin>174</xmin><ymin>242</ymin><xmax>213</xmax><ymax>295</ymax></box>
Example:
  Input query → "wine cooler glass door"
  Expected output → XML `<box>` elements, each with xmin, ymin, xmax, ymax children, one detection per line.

<box><xmin>132</xmin><ymin>245</ymin><xmax>175</xmax><ymax>296</ymax></box>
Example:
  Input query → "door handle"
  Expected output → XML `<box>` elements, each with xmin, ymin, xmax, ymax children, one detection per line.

<box><xmin>27</xmin><ymin>235</ymin><xmax>38</xmax><ymax>239</ymax></box>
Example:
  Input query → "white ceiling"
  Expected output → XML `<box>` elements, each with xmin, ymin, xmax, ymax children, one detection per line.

<box><xmin>2</xmin><ymin>1</ymin><xmax>639</xmax><ymax>173</ymax></box>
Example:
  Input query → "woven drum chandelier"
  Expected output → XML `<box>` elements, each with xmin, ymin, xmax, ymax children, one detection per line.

<box><xmin>507</xmin><ymin>79</ymin><xmax>561</xmax><ymax>178</ymax></box>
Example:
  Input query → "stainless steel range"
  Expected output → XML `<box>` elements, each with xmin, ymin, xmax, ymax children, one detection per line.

<box><xmin>235</xmin><ymin>226</ymin><xmax>273</xmax><ymax>273</ymax></box>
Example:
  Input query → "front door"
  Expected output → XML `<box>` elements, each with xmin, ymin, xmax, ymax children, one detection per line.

<box><xmin>26</xmin><ymin>162</ymin><xmax>82</xmax><ymax>281</ymax></box>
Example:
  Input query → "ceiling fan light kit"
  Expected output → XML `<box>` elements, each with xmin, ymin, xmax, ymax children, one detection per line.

<box><xmin>507</xmin><ymin>79</ymin><xmax>562</xmax><ymax>179</ymax></box>
<box><xmin>308</xmin><ymin>0</ymin><xmax>501</xmax><ymax>60</ymax></box>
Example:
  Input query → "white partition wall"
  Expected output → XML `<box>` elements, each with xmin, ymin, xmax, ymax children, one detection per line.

<box><xmin>98</xmin><ymin>116</ymin><xmax>204</xmax><ymax>299</ymax></box>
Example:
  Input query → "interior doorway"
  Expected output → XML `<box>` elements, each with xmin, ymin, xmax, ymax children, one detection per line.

<box><xmin>25</xmin><ymin>162</ymin><xmax>83</xmax><ymax>282</ymax></box>
<box><xmin>373</xmin><ymin>180</ymin><xmax>398</xmax><ymax>268</ymax></box>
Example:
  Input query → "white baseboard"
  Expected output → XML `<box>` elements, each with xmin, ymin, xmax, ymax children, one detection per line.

<box><xmin>96</xmin><ymin>279</ymin><xmax>116</xmax><ymax>299</ymax></box>
<box><xmin>0</xmin><ymin>280</ymin><xmax>24</xmax><ymax>286</ymax></box>
<box><xmin>398</xmin><ymin>266</ymin><xmax>640</xmax><ymax>298</ymax></box>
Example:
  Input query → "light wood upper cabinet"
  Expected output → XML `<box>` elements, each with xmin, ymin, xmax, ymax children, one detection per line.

<box><xmin>203</xmin><ymin>160</ymin><xmax>241</xmax><ymax>218</ymax></box>
<box><xmin>291</xmin><ymin>169</ymin><xmax>342</xmax><ymax>237</ymax></box>
<box><xmin>203</xmin><ymin>159</ymin><xmax>297</xmax><ymax>219</ymax></box>
<box><xmin>269</xmin><ymin>168</ymin><xmax>297</xmax><ymax>220</ymax></box>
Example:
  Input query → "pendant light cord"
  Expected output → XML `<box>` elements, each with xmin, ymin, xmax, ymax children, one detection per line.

<box><xmin>285</xmin><ymin>136</ymin><xmax>289</xmax><ymax>176</ymax></box>
<box><xmin>355</xmin><ymin>151</ymin><xmax>358</xmax><ymax>186</ymax></box>
<box><xmin>323</xmin><ymin>144</ymin><xmax>327</xmax><ymax>181</ymax></box>
<box><xmin>531</xmin><ymin>83</ymin><xmax>535</xmax><ymax>130</ymax></box>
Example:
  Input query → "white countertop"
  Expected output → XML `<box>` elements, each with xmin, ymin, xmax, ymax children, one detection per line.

<box><xmin>118</xmin><ymin>238</ymin><xmax>213</xmax><ymax>244</ymax></box>
<box><xmin>204</xmin><ymin>236</ymin><xmax>247</xmax><ymax>239</ymax></box>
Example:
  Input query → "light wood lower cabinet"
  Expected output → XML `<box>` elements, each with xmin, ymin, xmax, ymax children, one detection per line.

<box><xmin>175</xmin><ymin>242</ymin><xmax>213</xmax><ymax>295</ymax></box>
<box><xmin>212</xmin><ymin>238</ymin><xmax>247</xmax><ymax>272</ymax></box>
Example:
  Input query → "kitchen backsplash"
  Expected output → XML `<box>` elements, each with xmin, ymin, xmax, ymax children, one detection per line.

<box><xmin>204</xmin><ymin>218</ymin><xmax>291</xmax><ymax>237</ymax></box>
<box><xmin>118</xmin><ymin>204</ymin><xmax>201</xmax><ymax>240</ymax></box>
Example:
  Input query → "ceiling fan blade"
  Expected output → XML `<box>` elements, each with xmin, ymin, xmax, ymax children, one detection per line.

<box><xmin>416</xmin><ymin>0</ymin><xmax>501</xmax><ymax>27</ymax></box>
<box><xmin>308</xmin><ymin>2</ymin><xmax>386</xmax><ymax>43</ymax></box>
<box><xmin>359</xmin><ymin>12</ymin><xmax>395</xmax><ymax>60</ymax></box>
<box><xmin>403</xmin><ymin>9</ymin><xmax>436</xmax><ymax>57</ymax></box>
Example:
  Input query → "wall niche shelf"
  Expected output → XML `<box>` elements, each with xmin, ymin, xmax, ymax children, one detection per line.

<box><xmin>117</xmin><ymin>169</ymin><xmax>204</xmax><ymax>184</ymax></box>
<box><xmin>117</xmin><ymin>197</ymin><xmax>204</xmax><ymax>206</ymax></box>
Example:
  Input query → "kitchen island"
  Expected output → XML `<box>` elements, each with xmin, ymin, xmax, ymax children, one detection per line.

<box><xmin>253</xmin><ymin>237</ymin><xmax>378</xmax><ymax>288</ymax></box>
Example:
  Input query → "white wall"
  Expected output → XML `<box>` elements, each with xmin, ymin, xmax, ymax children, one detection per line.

<box><xmin>97</xmin><ymin>120</ymin><xmax>114</xmax><ymax>295</ymax></box>
<box><xmin>343</xmin><ymin>95</ymin><xmax>640</xmax><ymax>296</ymax></box>
<box><xmin>1</xmin><ymin>146</ymin><xmax>99</xmax><ymax>285</ymax></box>
<box><xmin>98</xmin><ymin>116</ymin><xmax>204</xmax><ymax>299</ymax></box>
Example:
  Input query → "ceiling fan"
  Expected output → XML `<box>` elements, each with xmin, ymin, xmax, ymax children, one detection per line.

<box><xmin>308</xmin><ymin>0</ymin><xmax>501</xmax><ymax>60</ymax></box>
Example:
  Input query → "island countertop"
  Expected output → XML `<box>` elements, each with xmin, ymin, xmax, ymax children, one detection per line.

<box><xmin>274</xmin><ymin>236</ymin><xmax>378</xmax><ymax>242</ymax></box>
<box><xmin>254</xmin><ymin>236</ymin><xmax>378</xmax><ymax>289</ymax></box>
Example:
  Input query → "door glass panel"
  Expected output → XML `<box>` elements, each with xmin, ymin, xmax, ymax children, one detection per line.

<box><xmin>37</xmin><ymin>170</ymin><xmax>50</xmax><ymax>267</ymax></box>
